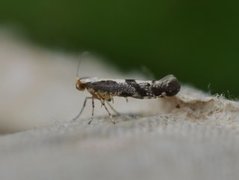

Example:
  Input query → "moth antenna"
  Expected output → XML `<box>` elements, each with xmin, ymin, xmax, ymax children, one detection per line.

<box><xmin>76</xmin><ymin>51</ymin><xmax>90</xmax><ymax>79</ymax></box>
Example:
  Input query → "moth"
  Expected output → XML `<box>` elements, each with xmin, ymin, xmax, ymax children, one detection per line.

<box><xmin>73</xmin><ymin>74</ymin><xmax>181</xmax><ymax>124</ymax></box>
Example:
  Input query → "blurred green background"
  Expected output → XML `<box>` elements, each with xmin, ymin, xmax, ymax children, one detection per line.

<box><xmin>0</xmin><ymin>0</ymin><xmax>238</xmax><ymax>97</ymax></box>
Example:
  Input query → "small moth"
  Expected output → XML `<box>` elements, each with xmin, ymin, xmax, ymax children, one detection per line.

<box><xmin>73</xmin><ymin>74</ymin><xmax>181</xmax><ymax>124</ymax></box>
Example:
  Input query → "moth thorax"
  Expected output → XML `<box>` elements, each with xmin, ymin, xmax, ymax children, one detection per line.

<box><xmin>76</xmin><ymin>79</ymin><xmax>86</xmax><ymax>91</ymax></box>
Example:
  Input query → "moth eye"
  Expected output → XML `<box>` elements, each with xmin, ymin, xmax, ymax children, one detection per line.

<box><xmin>76</xmin><ymin>80</ymin><xmax>85</xmax><ymax>91</ymax></box>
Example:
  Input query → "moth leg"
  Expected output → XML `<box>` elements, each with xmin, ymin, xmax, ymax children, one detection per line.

<box><xmin>125</xmin><ymin>97</ymin><xmax>128</xmax><ymax>103</ymax></box>
<box><xmin>72</xmin><ymin>97</ymin><xmax>92</xmax><ymax>121</ymax></box>
<box><xmin>106</xmin><ymin>101</ymin><xmax>120</xmax><ymax>115</ymax></box>
<box><xmin>94</xmin><ymin>93</ymin><xmax>116</xmax><ymax>124</ymax></box>
<box><xmin>88</xmin><ymin>97</ymin><xmax>95</xmax><ymax>124</ymax></box>
<box><xmin>101</xmin><ymin>100</ymin><xmax>116</xmax><ymax>124</ymax></box>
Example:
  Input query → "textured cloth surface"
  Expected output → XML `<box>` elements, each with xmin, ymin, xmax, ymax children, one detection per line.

<box><xmin>1</xmin><ymin>89</ymin><xmax>239</xmax><ymax>180</ymax></box>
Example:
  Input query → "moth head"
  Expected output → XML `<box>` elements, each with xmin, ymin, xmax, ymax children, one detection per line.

<box><xmin>76</xmin><ymin>78</ymin><xmax>86</xmax><ymax>91</ymax></box>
